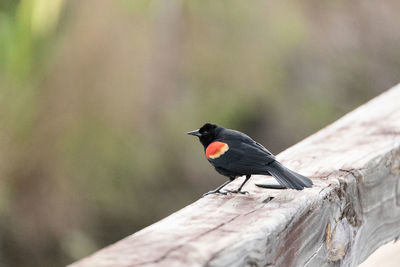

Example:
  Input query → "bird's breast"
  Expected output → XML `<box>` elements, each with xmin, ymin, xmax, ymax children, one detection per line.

<box><xmin>206</xmin><ymin>141</ymin><xmax>229</xmax><ymax>159</ymax></box>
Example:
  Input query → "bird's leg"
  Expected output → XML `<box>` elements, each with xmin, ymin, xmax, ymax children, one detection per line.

<box><xmin>203</xmin><ymin>179</ymin><xmax>233</xmax><ymax>197</ymax></box>
<box><xmin>225</xmin><ymin>175</ymin><xmax>251</xmax><ymax>195</ymax></box>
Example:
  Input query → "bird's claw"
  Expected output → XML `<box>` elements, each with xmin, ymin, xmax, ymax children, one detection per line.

<box><xmin>203</xmin><ymin>190</ymin><xmax>228</xmax><ymax>197</ymax></box>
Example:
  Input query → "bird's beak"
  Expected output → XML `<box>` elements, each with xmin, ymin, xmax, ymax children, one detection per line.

<box><xmin>187</xmin><ymin>129</ymin><xmax>201</xmax><ymax>137</ymax></box>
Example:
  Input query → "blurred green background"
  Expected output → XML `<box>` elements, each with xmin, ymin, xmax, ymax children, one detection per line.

<box><xmin>1</xmin><ymin>0</ymin><xmax>400</xmax><ymax>266</ymax></box>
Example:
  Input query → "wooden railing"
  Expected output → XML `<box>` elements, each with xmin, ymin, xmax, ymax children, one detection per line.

<box><xmin>69</xmin><ymin>84</ymin><xmax>400</xmax><ymax>267</ymax></box>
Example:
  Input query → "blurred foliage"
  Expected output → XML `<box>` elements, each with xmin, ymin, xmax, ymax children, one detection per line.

<box><xmin>1</xmin><ymin>0</ymin><xmax>400</xmax><ymax>266</ymax></box>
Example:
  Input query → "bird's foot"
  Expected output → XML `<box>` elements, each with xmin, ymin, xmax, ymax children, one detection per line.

<box><xmin>203</xmin><ymin>190</ymin><xmax>228</xmax><ymax>197</ymax></box>
<box><xmin>224</xmin><ymin>189</ymin><xmax>249</xmax><ymax>195</ymax></box>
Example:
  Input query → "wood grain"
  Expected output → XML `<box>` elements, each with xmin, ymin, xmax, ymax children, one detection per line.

<box><xmin>69</xmin><ymin>84</ymin><xmax>400</xmax><ymax>267</ymax></box>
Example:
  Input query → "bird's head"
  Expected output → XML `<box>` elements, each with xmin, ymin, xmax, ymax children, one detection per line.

<box><xmin>187</xmin><ymin>123</ymin><xmax>222</xmax><ymax>148</ymax></box>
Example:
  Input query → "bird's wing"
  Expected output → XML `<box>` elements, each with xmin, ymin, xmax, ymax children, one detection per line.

<box><xmin>254</xmin><ymin>141</ymin><xmax>274</xmax><ymax>156</ymax></box>
<box><xmin>208</xmin><ymin>140</ymin><xmax>275</xmax><ymax>175</ymax></box>
<box><xmin>224</xmin><ymin>129</ymin><xmax>274</xmax><ymax>156</ymax></box>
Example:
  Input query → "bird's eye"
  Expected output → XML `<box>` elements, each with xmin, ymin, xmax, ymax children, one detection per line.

<box><xmin>203</xmin><ymin>131</ymin><xmax>208</xmax><ymax>135</ymax></box>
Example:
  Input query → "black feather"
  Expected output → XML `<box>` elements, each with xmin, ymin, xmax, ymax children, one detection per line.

<box><xmin>265</xmin><ymin>161</ymin><xmax>312</xmax><ymax>190</ymax></box>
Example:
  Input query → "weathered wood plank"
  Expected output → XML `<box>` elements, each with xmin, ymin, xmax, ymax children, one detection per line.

<box><xmin>69</xmin><ymin>84</ymin><xmax>400</xmax><ymax>267</ymax></box>
<box><xmin>359</xmin><ymin>241</ymin><xmax>400</xmax><ymax>266</ymax></box>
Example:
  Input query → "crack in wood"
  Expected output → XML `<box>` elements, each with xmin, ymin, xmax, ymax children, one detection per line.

<box><xmin>136</xmin><ymin>204</ymin><xmax>269</xmax><ymax>266</ymax></box>
<box><xmin>135</xmin><ymin>214</ymin><xmax>242</xmax><ymax>266</ymax></box>
<box><xmin>303</xmin><ymin>243</ymin><xmax>324</xmax><ymax>267</ymax></box>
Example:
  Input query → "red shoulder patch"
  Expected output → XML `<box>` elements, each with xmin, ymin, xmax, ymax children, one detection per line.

<box><xmin>206</xmin><ymin>141</ymin><xmax>229</xmax><ymax>159</ymax></box>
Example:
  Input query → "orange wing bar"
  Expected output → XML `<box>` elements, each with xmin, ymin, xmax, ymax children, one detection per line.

<box><xmin>206</xmin><ymin>141</ymin><xmax>229</xmax><ymax>159</ymax></box>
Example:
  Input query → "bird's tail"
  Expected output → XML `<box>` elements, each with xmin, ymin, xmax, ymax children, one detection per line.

<box><xmin>265</xmin><ymin>161</ymin><xmax>313</xmax><ymax>190</ymax></box>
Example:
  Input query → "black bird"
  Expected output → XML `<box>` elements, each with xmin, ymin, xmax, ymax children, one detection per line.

<box><xmin>188</xmin><ymin>123</ymin><xmax>313</xmax><ymax>196</ymax></box>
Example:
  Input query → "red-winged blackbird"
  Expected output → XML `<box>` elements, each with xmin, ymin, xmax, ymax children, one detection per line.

<box><xmin>188</xmin><ymin>123</ymin><xmax>313</xmax><ymax>196</ymax></box>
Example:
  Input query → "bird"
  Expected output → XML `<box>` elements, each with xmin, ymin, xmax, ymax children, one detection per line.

<box><xmin>187</xmin><ymin>123</ymin><xmax>313</xmax><ymax>196</ymax></box>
